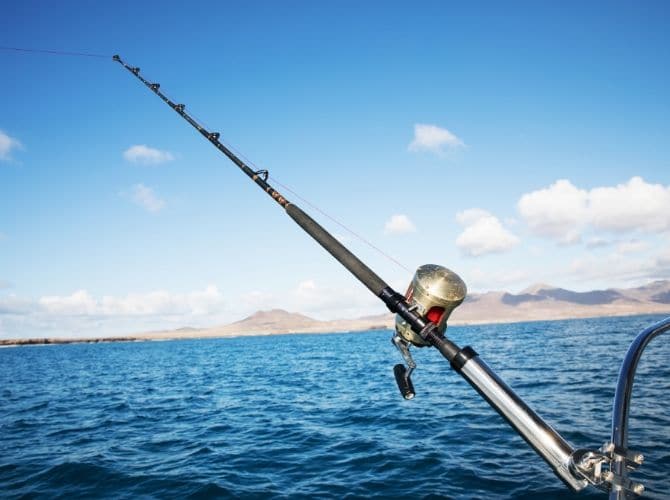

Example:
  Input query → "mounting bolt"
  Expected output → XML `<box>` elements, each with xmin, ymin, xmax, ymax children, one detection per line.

<box><xmin>632</xmin><ymin>482</ymin><xmax>645</xmax><ymax>495</ymax></box>
<box><xmin>633</xmin><ymin>453</ymin><xmax>644</xmax><ymax>464</ymax></box>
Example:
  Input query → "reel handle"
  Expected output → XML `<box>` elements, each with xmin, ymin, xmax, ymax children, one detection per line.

<box><xmin>393</xmin><ymin>364</ymin><xmax>416</xmax><ymax>400</ymax></box>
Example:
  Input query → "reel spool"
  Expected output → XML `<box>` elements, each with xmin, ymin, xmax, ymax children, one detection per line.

<box><xmin>393</xmin><ymin>264</ymin><xmax>466</xmax><ymax>398</ymax></box>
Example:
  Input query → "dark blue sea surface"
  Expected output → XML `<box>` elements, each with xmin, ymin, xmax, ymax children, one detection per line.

<box><xmin>1</xmin><ymin>314</ymin><xmax>669</xmax><ymax>499</ymax></box>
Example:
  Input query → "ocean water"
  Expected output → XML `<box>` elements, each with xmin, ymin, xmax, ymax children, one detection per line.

<box><xmin>1</xmin><ymin>314</ymin><xmax>669</xmax><ymax>499</ymax></box>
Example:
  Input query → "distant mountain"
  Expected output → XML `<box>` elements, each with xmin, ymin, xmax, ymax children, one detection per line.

<box><xmin>452</xmin><ymin>280</ymin><xmax>670</xmax><ymax>325</ymax></box>
<box><xmin>3</xmin><ymin>281</ymin><xmax>669</xmax><ymax>346</ymax></box>
<box><xmin>499</xmin><ymin>287</ymin><xmax>625</xmax><ymax>306</ymax></box>
<box><xmin>616</xmin><ymin>280</ymin><xmax>670</xmax><ymax>304</ymax></box>
<box><xmin>229</xmin><ymin>309</ymin><xmax>321</xmax><ymax>332</ymax></box>
<box><xmin>150</xmin><ymin>280</ymin><xmax>670</xmax><ymax>339</ymax></box>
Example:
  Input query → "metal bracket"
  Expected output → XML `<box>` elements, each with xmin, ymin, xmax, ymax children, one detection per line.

<box><xmin>601</xmin><ymin>442</ymin><xmax>644</xmax><ymax>469</ymax></box>
<box><xmin>570</xmin><ymin>443</ymin><xmax>645</xmax><ymax>496</ymax></box>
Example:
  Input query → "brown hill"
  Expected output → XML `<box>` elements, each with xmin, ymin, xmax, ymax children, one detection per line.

<box><xmin>228</xmin><ymin>309</ymin><xmax>321</xmax><ymax>332</ymax></box>
<box><xmin>148</xmin><ymin>280</ymin><xmax>670</xmax><ymax>338</ymax></box>
<box><xmin>2</xmin><ymin>281</ymin><xmax>669</xmax><ymax>346</ymax></box>
<box><xmin>451</xmin><ymin>280</ymin><xmax>670</xmax><ymax>324</ymax></box>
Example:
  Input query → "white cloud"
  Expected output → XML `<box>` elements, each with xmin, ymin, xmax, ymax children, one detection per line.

<box><xmin>240</xmin><ymin>289</ymin><xmax>275</xmax><ymax>310</ymax></box>
<box><xmin>130</xmin><ymin>184</ymin><xmax>165</xmax><ymax>213</ymax></box>
<box><xmin>466</xmin><ymin>268</ymin><xmax>530</xmax><ymax>292</ymax></box>
<box><xmin>39</xmin><ymin>290</ymin><xmax>98</xmax><ymax>315</ymax></box>
<box><xmin>408</xmin><ymin>123</ymin><xmax>465</xmax><ymax>154</ymax></box>
<box><xmin>456</xmin><ymin>209</ymin><xmax>520</xmax><ymax>256</ymax></box>
<box><xmin>585</xmin><ymin>237</ymin><xmax>612</xmax><ymax>249</ymax></box>
<box><xmin>384</xmin><ymin>214</ymin><xmax>416</xmax><ymax>235</ymax></box>
<box><xmin>11</xmin><ymin>286</ymin><xmax>225</xmax><ymax>318</ymax></box>
<box><xmin>517</xmin><ymin>179</ymin><xmax>587</xmax><ymax>243</ymax></box>
<box><xmin>569</xmin><ymin>248</ymin><xmax>670</xmax><ymax>284</ymax></box>
<box><xmin>288</xmin><ymin>279</ymin><xmax>380</xmax><ymax>319</ymax></box>
<box><xmin>0</xmin><ymin>294</ymin><xmax>32</xmax><ymax>314</ymax></box>
<box><xmin>123</xmin><ymin>144</ymin><xmax>174</xmax><ymax>165</ymax></box>
<box><xmin>100</xmin><ymin>285</ymin><xmax>224</xmax><ymax>316</ymax></box>
<box><xmin>0</xmin><ymin>285</ymin><xmax>228</xmax><ymax>339</ymax></box>
<box><xmin>236</xmin><ymin>280</ymin><xmax>381</xmax><ymax>321</ymax></box>
<box><xmin>588</xmin><ymin>177</ymin><xmax>670</xmax><ymax>232</ymax></box>
<box><xmin>0</xmin><ymin>130</ymin><xmax>23</xmax><ymax>161</ymax></box>
<box><xmin>456</xmin><ymin>208</ymin><xmax>490</xmax><ymax>226</ymax></box>
<box><xmin>296</xmin><ymin>279</ymin><xmax>317</xmax><ymax>294</ymax></box>
<box><xmin>617</xmin><ymin>240</ymin><xmax>650</xmax><ymax>255</ymax></box>
<box><xmin>518</xmin><ymin>177</ymin><xmax>670</xmax><ymax>243</ymax></box>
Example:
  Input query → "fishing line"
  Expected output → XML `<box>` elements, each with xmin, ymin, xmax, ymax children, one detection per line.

<box><xmin>11</xmin><ymin>49</ymin><xmax>663</xmax><ymax>497</ymax></box>
<box><xmin>217</xmin><ymin>138</ymin><xmax>412</xmax><ymax>274</ymax></box>
<box><xmin>132</xmin><ymin>67</ymin><xmax>407</xmax><ymax>274</ymax></box>
<box><xmin>129</xmin><ymin>64</ymin><xmax>412</xmax><ymax>275</ymax></box>
<box><xmin>3</xmin><ymin>45</ymin><xmax>412</xmax><ymax>274</ymax></box>
<box><xmin>267</xmin><ymin>175</ymin><xmax>413</xmax><ymax>274</ymax></box>
<box><xmin>0</xmin><ymin>45</ymin><xmax>110</xmax><ymax>59</ymax></box>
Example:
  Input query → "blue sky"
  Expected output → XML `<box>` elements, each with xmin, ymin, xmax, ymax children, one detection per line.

<box><xmin>1</xmin><ymin>1</ymin><xmax>669</xmax><ymax>337</ymax></box>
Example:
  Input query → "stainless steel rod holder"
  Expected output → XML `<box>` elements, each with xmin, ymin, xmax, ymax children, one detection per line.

<box><xmin>458</xmin><ymin>354</ymin><xmax>588</xmax><ymax>491</ymax></box>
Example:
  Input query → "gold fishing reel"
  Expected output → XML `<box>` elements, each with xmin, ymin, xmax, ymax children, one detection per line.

<box><xmin>395</xmin><ymin>264</ymin><xmax>467</xmax><ymax>347</ymax></box>
<box><xmin>393</xmin><ymin>264</ymin><xmax>466</xmax><ymax>398</ymax></box>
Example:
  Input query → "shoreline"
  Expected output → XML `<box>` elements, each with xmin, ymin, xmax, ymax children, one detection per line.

<box><xmin>2</xmin><ymin>310</ymin><xmax>668</xmax><ymax>347</ymax></box>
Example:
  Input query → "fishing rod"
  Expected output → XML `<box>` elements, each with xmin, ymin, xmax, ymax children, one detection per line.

<box><xmin>109</xmin><ymin>56</ymin><xmax>463</xmax><ymax>364</ymax></box>
<box><xmin>113</xmin><ymin>54</ymin><xmax>668</xmax><ymax>497</ymax></box>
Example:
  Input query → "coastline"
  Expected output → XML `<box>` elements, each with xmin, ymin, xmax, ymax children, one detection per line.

<box><xmin>2</xmin><ymin>309</ymin><xmax>669</xmax><ymax>347</ymax></box>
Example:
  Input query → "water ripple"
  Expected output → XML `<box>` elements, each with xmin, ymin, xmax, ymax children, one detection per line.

<box><xmin>0</xmin><ymin>314</ymin><xmax>668</xmax><ymax>498</ymax></box>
